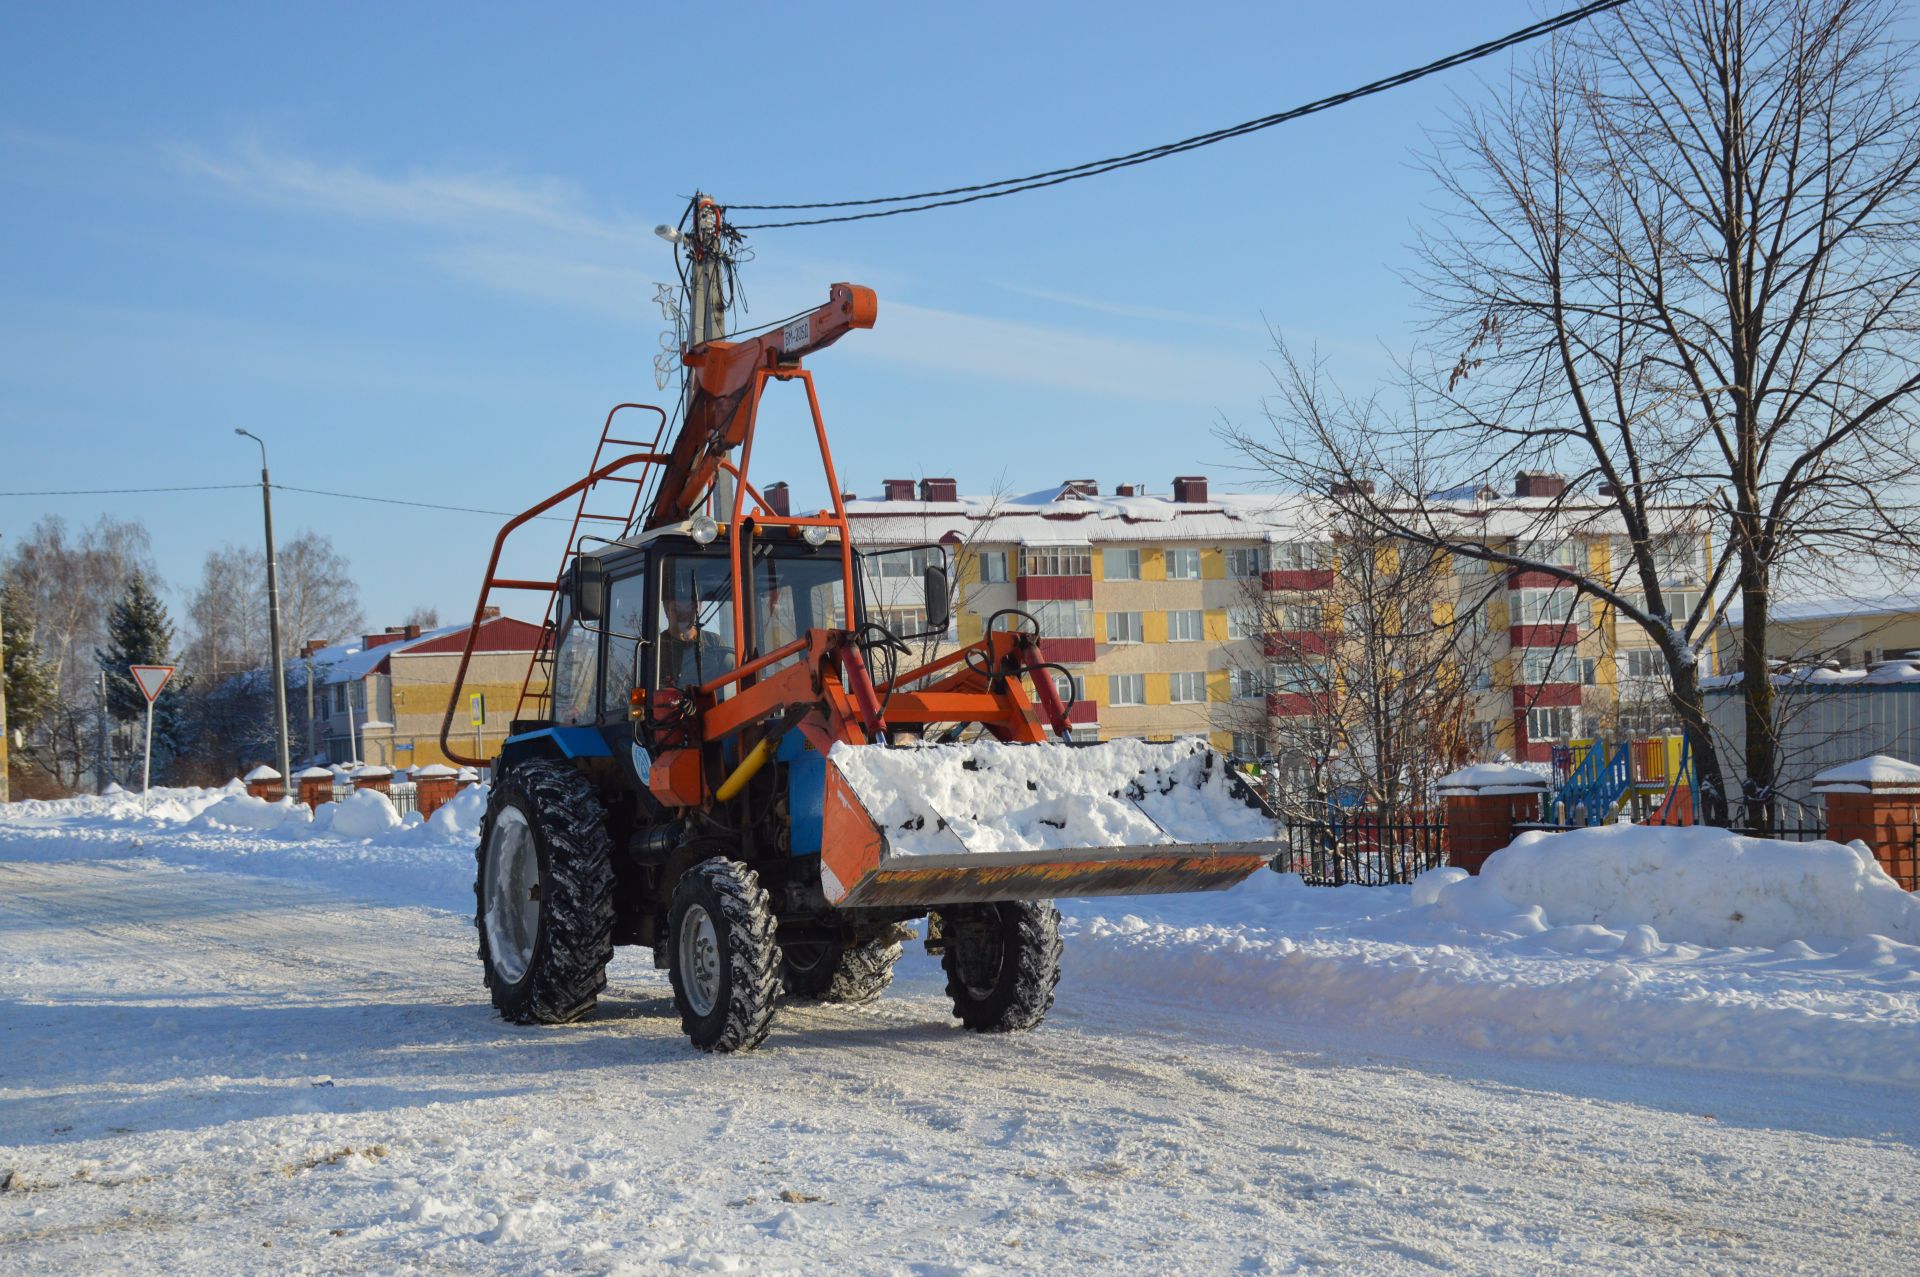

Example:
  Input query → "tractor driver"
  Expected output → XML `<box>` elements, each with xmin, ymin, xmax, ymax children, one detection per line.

<box><xmin>658</xmin><ymin>595</ymin><xmax>734</xmax><ymax>691</ymax></box>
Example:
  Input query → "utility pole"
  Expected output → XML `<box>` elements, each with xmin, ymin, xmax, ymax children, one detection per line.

<box><xmin>236</xmin><ymin>429</ymin><xmax>292</xmax><ymax>798</ymax></box>
<box><xmin>0</xmin><ymin>596</ymin><xmax>9</xmax><ymax>805</ymax></box>
<box><xmin>660</xmin><ymin>194</ymin><xmax>734</xmax><ymax>513</ymax></box>
<box><xmin>98</xmin><ymin>671</ymin><xmax>111</xmax><ymax>793</ymax></box>
<box><xmin>305</xmin><ymin>649</ymin><xmax>316</xmax><ymax>764</ymax></box>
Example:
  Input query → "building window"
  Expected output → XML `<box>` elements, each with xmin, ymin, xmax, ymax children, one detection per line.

<box><xmin>1279</xmin><ymin>602</ymin><xmax>1321</xmax><ymax>631</ymax></box>
<box><xmin>1107</xmin><ymin>611</ymin><xmax>1143</xmax><ymax>644</ymax></box>
<box><xmin>979</xmin><ymin>551</ymin><xmax>1010</xmax><ymax>584</ymax></box>
<box><xmin>1230</xmin><ymin>667</ymin><xmax>1268</xmax><ymax>700</ymax></box>
<box><xmin>1520</xmin><ymin>539</ymin><xmax>1579</xmax><ymax>568</ymax></box>
<box><xmin>1652</xmin><ymin>533</ymin><xmax>1705</xmax><ymax>585</ymax></box>
<box><xmin>1511</xmin><ymin>588</ymin><xmax>1577</xmax><ymax>625</ymax></box>
<box><xmin>1025</xmin><ymin>600</ymin><xmax>1093</xmax><ymax>640</ymax></box>
<box><xmin>1022</xmin><ymin>545</ymin><xmax>1092</xmax><ymax>577</ymax></box>
<box><xmin>1050</xmin><ymin>671</ymin><xmax>1085</xmax><ymax>703</ymax></box>
<box><xmin>1582</xmin><ymin>657</ymin><xmax>1598</xmax><ymax>686</ymax></box>
<box><xmin>1227</xmin><ymin>606</ymin><xmax>1260</xmax><ymax>640</ymax></box>
<box><xmin>1454</xmin><ymin>547</ymin><xmax>1490</xmax><ymax>575</ymax></box>
<box><xmin>1521</xmin><ymin>647</ymin><xmax>1578</xmax><ymax>685</ymax></box>
<box><xmin>1165</xmin><ymin>548</ymin><xmax>1201</xmax><ymax>580</ymax></box>
<box><xmin>1167</xmin><ymin>609</ymin><xmax>1204</xmax><ymax>642</ymax></box>
<box><xmin>1225</xmin><ymin>546</ymin><xmax>1268</xmax><ymax>578</ymax></box>
<box><xmin>1471</xmin><ymin>660</ymin><xmax>1493</xmax><ymax>690</ymax></box>
<box><xmin>1231</xmin><ymin>732</ymin><xmax>1268</xmax><ymax>759</ymax></box>
<box><xmin>1271</xmin><ymin>541</ymin><xmax>1332</xmax><ymax>572</ymax></box>
<box><xmin>1105</xmin><ymin>548</ymin><xmax>1141</xmax><ymax>580</ymax></box>
<box><xmin>334</xmin><ymin>683</ymin><xmax>346</xmax><ymax>713</ymax></box>
<box><xmin>1169</xmin><ymin>671</ymin><xmax>1206</xmax><ymax>703</ymax></box>
<box><xmin>1527</xmin><ymin>705</ymin><xmax>1577</xmax><ymax>741</ymax></box>
<box><xmin>1625</xmin><ymin>649</ymin><xmax>1665</xmax><ymax>679</ymax></box>
<box><xmin>1269</xmin><ymin>660</ymin><xmax>1323</xmax><ymax>694</ymax></box>
<box><xmin>1109</xmin><ymin>674</ymin><xmax>1145</xmax><ymax>706</ymax></box>
<box><xmin>1068</xmin><ymin>727</ymin><xmax>1101</xmax><ymax>744</ymax></box>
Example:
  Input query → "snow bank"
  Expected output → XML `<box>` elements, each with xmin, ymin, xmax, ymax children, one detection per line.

<box><xmin>426</xmin><ymin>783</ymin><xmax>489</xmax><ymax>842</ymax></box>
<box><xmin>1454</xmin><ymin>824</ymin><xmax>1920</xmax><ymax>948</ymax></box>
<box><xmin>192</xmin><ymin>793</ymin><xmax>308</xmax><ymax>832</ymax></box>
<box><xmin>330</xmin><ymin>789</ymin><xmax>403</xmax><ymax>838</ymax></box>
<box><xmin>829</xmin><ymin>737</ymin><xmax>1275</xmax><ymax>856</ymax></box>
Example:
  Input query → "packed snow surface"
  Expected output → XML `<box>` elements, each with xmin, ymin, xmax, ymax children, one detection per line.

<box><xmin>4</xmin><ymin>791</ymin><xmax>1920</xmax><ymax>1271</ymax></box>
<box><xmin>829</xmin><ymin>736</ymin><xmax>1276</xmax><ymax>856</ymax></box>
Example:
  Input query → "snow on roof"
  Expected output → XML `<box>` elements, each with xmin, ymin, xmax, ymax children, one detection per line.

<box><xmin>1811</xmin><ymin>754</ymin><xmax>1920</xmax><ymax>791</ymax></box>
<box><xmin>845</xmin><ymin>487</ymin><xmax>1693</xmax><ymax>548</ymax></box>
<box><xmin>295</xmin><ymin>766</ymin><xmax>334</xmax><ymax>780</ymax></box>
<box><xmin>242</xmin><ymin>765</ymin><xmax>281</xmax><ymax>781</ymax></box>
<box><xmin>1702</xmin><ymin>661</ymin><xmax>1920</xmax><ymax>692</ymax></box>
<box><xmin>296</xmin><ymin>621</ymin><xmax>472</xmax><ymax>686</ymax></box>
<box><xmin>1724</xmin><ymin>590</ymin><xmax>1920</xmax><ymax>627</ymax></box>
<box><xmin>411</xmin><ymin>764</ymin><xmax>459</xmax><ymax>778</ymax></box>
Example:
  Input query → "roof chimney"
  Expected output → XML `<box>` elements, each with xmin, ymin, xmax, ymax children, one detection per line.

<box><xmin>764</xmin><ymin>481</ymin><xmax>791</xmax><ymax>517</ymax></box>
<box><xmin>1597</xmin><ymin>480</ymin><xmax>1618</xmax><ymax>498</ymax></box>
<box><xmin>1062</xmin><ymin>479</ymin><xmax>1098</xmax><ymax>497</ymax></box>
<box><xmin>1172</xmin><ymin>475</ymin><xmax>1208</xmax><ymax>503</ymax></box>
<box><xmin>1115</xmin><ymin>483</ymin><xmax>1140</xmax><ymax>497</ymax></box>
<box><xmin>882</xmin><ymin>478</ymin><xmax>916</xmax><ymax>501</ymax></box>
<box><xmin>1330</xmin><ymin>480</ymin><xmax>1376</xmax><ymax>497</ymax></box>
<box><xmin>301</xmin><ymin>638</ymin><xmax>328</xmax><ymax>658</ymax></box>
<box><xmin>1514</xmin><ymin>470</ymin><xmax>1567</xmax><ymax>499</ymax></box>
<box><xmin>480</xmin><ymin>605</ymin><xmax>501</xmax><ymax>621</ymax></box>
<box><xmin>919</xmin><ymin>477</ymin><xmax>958</xmax><ymax>503</ymax></box>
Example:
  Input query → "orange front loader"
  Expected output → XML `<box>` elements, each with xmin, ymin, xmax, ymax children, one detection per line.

<box><xmin>443</xmin><ymin>198</ymin><xmax>1276</xmax><ymax>1052</ymax></box>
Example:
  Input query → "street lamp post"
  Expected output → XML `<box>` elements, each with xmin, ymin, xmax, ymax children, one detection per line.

<box><xmin>236</xmin><ymin>429</ymin><xmax>292</xmax><ymax>798</ymax></box>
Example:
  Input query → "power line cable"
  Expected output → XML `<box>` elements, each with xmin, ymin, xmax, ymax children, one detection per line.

<box><xmin>732</xmin><ymin>0</ymin><xmax>1628</xmax><ymax>229</ymax></box>
<box><xmin>0</xmin><ymin>483</ymin><xmax>256</xmax><ymax>496</ymax></box>
<box><xmin>270</xmin><ymin>484</ymin><xmax>572</xmax><ymax>523</ymax></box>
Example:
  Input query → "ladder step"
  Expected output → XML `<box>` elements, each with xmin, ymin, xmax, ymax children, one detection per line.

<box><xmin>577</xmin><ymin>513</ymin><xmax>629</xmax><ymax>522</ymax></box>
<box><xmin>604</xmin><ymin>438</ymin><xmax>657</xmax><ymax>448</ymax></box>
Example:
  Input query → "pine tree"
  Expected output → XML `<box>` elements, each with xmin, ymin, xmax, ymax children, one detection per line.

<box><xmin>97</xmin><ymin>574</ymin><xmax>193</xmax><ymax>769</ymax></box>
<box><xmin>2</xmin><ymin>583</ymin><xmax>55</xmax><ymax>738</ymax></box>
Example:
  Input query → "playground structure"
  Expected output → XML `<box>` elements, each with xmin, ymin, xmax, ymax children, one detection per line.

<box><xmin>1547</xmin><ymin>735</ymin><xmax>1694</xmax><ymax>826</ymax></box>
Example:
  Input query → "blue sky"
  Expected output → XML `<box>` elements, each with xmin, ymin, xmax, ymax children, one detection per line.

<box><xmin>1</xmin><ymin>1</ymin><xmax>1554</xmax><ymax>631</ymax></box>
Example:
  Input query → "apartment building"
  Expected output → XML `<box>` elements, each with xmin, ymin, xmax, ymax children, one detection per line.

<box><xmin>847</xmin><ymin>473</ymin><xmax>1714</xmax><ymax>765</ymax></box>
<box><xmin>298</xmin><ymin>609</ymin><xmax>546</xmax><ymax>769</ymax></box>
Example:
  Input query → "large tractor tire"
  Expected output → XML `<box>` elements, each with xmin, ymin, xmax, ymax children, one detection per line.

<box><xmin>668</xmin><ymin>859</ymin><xmax>782</xmax><ymax>1053</ymax></box>
<box><xmin>474</xmin><ymin>759</ymin><xmax>616</xmax><ymax>1025</ymax></box>
<box><xmin>781</xmin><ymin>936</ymin><xmax>902</xmax><ymax>1005</ymax></box>
<box><xmin>938</xmin><ymin>901</ymin><xmax>1063</xmax><ymax>1033</ymax></box>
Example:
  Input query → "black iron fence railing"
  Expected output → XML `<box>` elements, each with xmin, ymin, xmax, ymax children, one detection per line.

<box><xmin>1277</xmin><ymin>805</ymin><xmax>1448</xmax><ymax>886</ymax></box>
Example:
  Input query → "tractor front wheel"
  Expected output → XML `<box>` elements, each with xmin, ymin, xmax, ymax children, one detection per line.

<box><xmin>938</xmin><ymin>901</ymin><xmax>1063</xmax><ymax>1033</ymax></box>
<box><xmin>668</xmin><ymin>859</ymin><xmax>782</xmax><ymax>1053</ymax></box>
<box><xmin>475</xmin><ymin>760</ymin><xmax>616</xmax><ymax>1025</ymax></box>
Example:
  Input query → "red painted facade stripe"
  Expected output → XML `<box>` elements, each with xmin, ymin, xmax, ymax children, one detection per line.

<box><xmin>1267</xmin><ymin>691</ymin><xmax>1328</xmax><ymax>717</ymax></box>
<box><xmin>1015</xmin><ymin>574</ymin><xmax>1094</xmax><ymax>602</ymax></box>
<box><xmin>1508</xmin><ymin>623</ymin><xmax>1580</xmax><ymax>648</ymax></box>
<box><xmin>1067</xmin><ymin>700</ymin><xmax>1098</xmax><ymax>724</ymax></box>
<box><xmin>1511</xmin><ymin>683</ymin><xmax>1582</xmax><ymax>708</ymax></box>
<box><xmin>1264</xmin><ymin>630</ymin><xmax>1332</xmax><ymax>657</ymax></box>
<box><xmin>1507</xmin><ymin>569</ymin><xmax>1570</xmax><ymax>590</ymax></box>
<box><xmin>1041</xmin><ymin>637</ymin><xmax>1096</xmax><ymax>665</ymax></box>
<box><xmin>1263</xmin><ymin>568</ymin><xmax>1335</xmax><ymax>591</ymax></box>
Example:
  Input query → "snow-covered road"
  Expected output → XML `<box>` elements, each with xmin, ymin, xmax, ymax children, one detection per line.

<box><xmin>5</xmin><ymin>853</ymin><xmax>1918</xmax><ymax>1275</ymax></box>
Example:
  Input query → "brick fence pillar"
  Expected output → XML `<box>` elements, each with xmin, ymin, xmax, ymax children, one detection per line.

<box><xmin>294</xmin><ymin>766</ymin><xmax>334</xmax><ymax>812</ymax></box>
<box><xmin>351</xmin><ymin>764</ymin><xmax>393</xmax><ymax>795</ymax></box>
<box><xmin>411</xmin><ymin>764</ymin><xmax>459</xmax><ymax>818</ymax></box>
<box><xmin>1438</xmin><ymin>765</ymin><xmax>1550</xmax><ymax>876</ymax></box>
<box><xmin>1813</xmin><ymin>755</ymin><xmax>1920</xmax><ymax>891</ymax></box>
<box><xmin>242</xmin><ymin>765</ymin><xmax>283</xmax><ymax>802</ymax></box>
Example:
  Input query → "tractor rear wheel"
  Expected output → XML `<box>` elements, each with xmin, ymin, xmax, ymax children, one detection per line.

<box><xmin>475</xmin><ymin>760</ymin><xmax>616</xmax><ymax>1025</ymax></box>
<box><xmin>668</xmin><ymin>859</ymin><xmax>782</xmax><ymax>1053</ymax></box>
<box><xmin>938</xmin><ymin>901</ymin><xmax>1063</xmax><ymax>1033</ymax></box>
<box><xmin>781</xmin><ymin>936</ymin><xmax>902</xmax><ymax>1004</ymax></box>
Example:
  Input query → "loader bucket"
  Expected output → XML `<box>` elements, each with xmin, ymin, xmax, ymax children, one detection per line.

<box><xmin>819</xmin><ymin>737</ymin><xmax>1278</xmax><ymax>907</ymax></box>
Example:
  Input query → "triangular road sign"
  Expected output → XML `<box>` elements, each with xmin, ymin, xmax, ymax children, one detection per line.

<box><xmin>130</xmin><ymin>664</ymin><xmax>175</xmax><ymax>702</ymax></box>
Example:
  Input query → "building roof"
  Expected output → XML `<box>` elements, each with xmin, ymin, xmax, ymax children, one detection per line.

<box><xmin>844</xmin><ymin>485</ymin><xmax>1700</xmax><ymax>547</ymax></box>
<box><xmin>1723</xmin><ymin>591</ymin><xmax>1920</xmax><ymax>627</ymax></box>
<box><xmin>296</xmin><ymin>616</ymin><xmax>543</xmax><ymax>686</ymax></box>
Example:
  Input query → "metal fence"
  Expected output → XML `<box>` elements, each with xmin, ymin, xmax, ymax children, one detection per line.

<box><xmin>328</xmin><ymin>780</ymin><xmax>418</xmax><ymax>816</ymax></box>
<box><xmin>1277</xmin><ymin>805</ymin><xmax>1449</xmax><ymax>886</ymax></box>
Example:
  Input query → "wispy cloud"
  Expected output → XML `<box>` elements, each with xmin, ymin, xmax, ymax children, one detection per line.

<box><xmin>165</xmin><ymin>139</ymin><xmax>1269</xmax><ymax>404</ymax></box>
<box><xmin>993</xmin><ymin>281</ymin><xmax>1267</xmax><ymax>335</ymax></box>
<box><xmin>170</xmin><ymin>137</ymin><xmax>647</xmax><ymax>246</ymax></box>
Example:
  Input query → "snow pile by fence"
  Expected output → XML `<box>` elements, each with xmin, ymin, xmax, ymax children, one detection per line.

<box><xmin>1064</xmin><ymin>824</ymin><xmax>1920</xmax><ymax>1085</ymax></box>
<box><xmin>829</xmin><ymin>736</ymin><xmax>1274</xmax><ymax>855</ymax></box>
<box><xmin>1450</xmin><ymin>824</ymin><xmax>1920</xmax><ymax>948</ymax></box>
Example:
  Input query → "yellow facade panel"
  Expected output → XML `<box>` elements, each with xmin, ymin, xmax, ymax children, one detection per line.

<box><xmin>1201</xmin><ymin>548</ymin><xmax>1225</xmax><ymax>580</ymax></box>
<box><xmin>1144</xmin><ymin>673</ymin><xmax>1170</xmax><ymax>705</ymax></box>
<box><xmin>1142</xmin><ymin>547</ymin><xmax>1166</xmax><ymax>581</ymax></box>
<box><xmin>1204</xmin><ymin>609</ymin><xmax>1229</xmax><ymax>641</ymax></box>
<box><xmin>1143</xmin><ymin>611</ymin><xmax>1168</xmax><ymax>644</ymax></box>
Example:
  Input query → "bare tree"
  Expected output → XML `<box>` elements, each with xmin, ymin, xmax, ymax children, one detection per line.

<box><xmin>188</xmin><ymin>531</ymin><xmax>364</xmax><ymax>676</ymax></box>
<box><xmin>1218</xmin><ymin>504</ymin><xmax>1496</xmax><ymax>817</ymax></box>
<box><xmin>1231</xmin><ymin>0</ymin><xmax>1920</xmax><ymax>823</ymax></box>
<box><xmin>402</xmin><ymin>605</ymin><xmax>441</xmax><ymax>630</ymax></box>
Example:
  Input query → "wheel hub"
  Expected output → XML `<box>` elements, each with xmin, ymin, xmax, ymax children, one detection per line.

<box><xmin>679</xmin><ymin>903</ymin><xmax>722</xmax><ymax>1016</ymax></box>
<box><xmin>483</xmin><ymin>807</ymin><xmax>540</xmax><ymax>984</ymax></box>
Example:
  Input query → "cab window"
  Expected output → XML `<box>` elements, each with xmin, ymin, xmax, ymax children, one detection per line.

<box><xmin>657</xmin><ymin>557</ymin><xmax>738</xmax><ymax>691</ymax></box>
<box><xmin>600</xmin><ymin>564</ymin><xmax>649</xmax><ymax>719</ymax></box>
<box><xmin>548</xmin><ymin>593</ymin><xmax>598</xmax><ymax>725</ymax></box>
<box><xmin>753</xmin><ymin>551</ymin><xmax>847</xmax><ymax>677</ymax></box>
